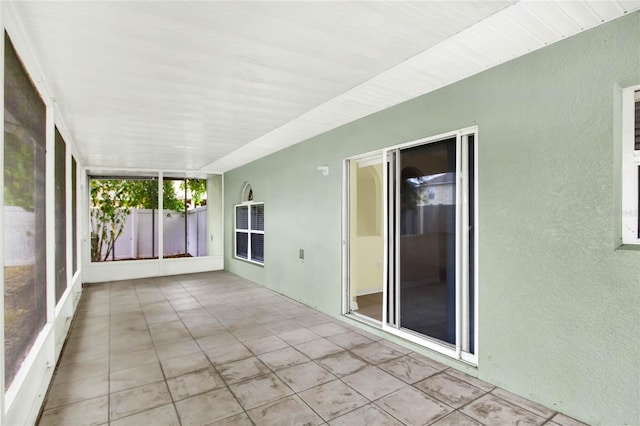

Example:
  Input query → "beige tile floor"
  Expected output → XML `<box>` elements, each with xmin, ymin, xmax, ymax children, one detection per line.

<box><xmin>38</xmin><ymin>271</ymin><xmax>587</xmax><ymax>426</ymax></box>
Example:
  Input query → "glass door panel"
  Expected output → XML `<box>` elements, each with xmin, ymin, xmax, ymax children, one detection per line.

<box><xmin>398</xmin><ymin>137</ymin><xmax>457</xmax><ymax>345</ymax></box>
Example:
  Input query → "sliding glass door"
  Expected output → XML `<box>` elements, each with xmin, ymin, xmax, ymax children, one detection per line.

<box><xmin>345</xmin><ymin>127</ymin><xmax>477</xmax><ymax>363</ymax></box>
<box><xmin>397</xmin><ymin>137</ymin><xmax>457</xmax><ymax>344</ymax></box>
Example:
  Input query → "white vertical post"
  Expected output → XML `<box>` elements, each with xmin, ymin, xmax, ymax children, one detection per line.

<box><xmin>65</xmin><ymin>136</ymin><xmax>72</xmax><ymax>292</ymax></box>
<box><xmin>158</xmin><ymin>172</ymin><xmax>163</xmax><ymax>260</ymax></box>
<box><xmin>454</xmin><ymin>132</ymin><xmax>462</xmax><ymax>359</ymax></box>
<box><xmin>460</xmin><ymin>134</ymin><xmax>470</xmax><ymax>354</ymax></box>
<box><xmin>45</xmin><ymin>105</ymin><xmax>55</xmax><ymax>322</ymax></box>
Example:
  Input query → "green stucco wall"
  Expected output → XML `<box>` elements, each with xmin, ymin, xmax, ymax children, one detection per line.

<box><xmin>224</xmin><ymin>12</ymin><xmax>640</xmax><ymax>425</ymax></box>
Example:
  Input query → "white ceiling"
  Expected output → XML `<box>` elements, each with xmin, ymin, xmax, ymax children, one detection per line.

<box><xmin>9</xmin><ymin>1</ymin><xmax>640</xmax><ymax>173</ymax></box>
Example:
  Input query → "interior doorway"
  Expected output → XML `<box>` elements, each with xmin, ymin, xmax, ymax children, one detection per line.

<box><xmin>345</xmin><ymin>153</ymin><xmax>384</xmax><ymax>323</ymax></box>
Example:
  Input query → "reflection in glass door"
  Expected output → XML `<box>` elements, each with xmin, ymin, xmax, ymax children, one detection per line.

<box><xmin>398</xmin><ymin>138</ymin><xmax>457</xmax><ymax>344</ymax></box>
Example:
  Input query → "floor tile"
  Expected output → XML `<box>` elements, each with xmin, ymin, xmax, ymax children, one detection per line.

<box><xmin>229</xmin><ymin>373</ymin><xmax>294</xmax><ymax>410</ymax></box>
<box><xmin>407</xmin><ymin>353</ymin><xmax>449</xmax><ymax>371</ymax></box>
<box><xmin>415</xmin><ymin>372</ymin><xmax>485</xmax><ymax>408</ymax></box>
<box><xmin>110</xmin><ymin>361</ymin><xmax>165</xmax><ymax>393</ymax></box>
<box><xmin>185</xmin><ymin>321</ymin><xmax>226</xmax><ymax>338</ymax></box>
<box><xmin>298</xmin><ymin>379</ymin><xmax>368</xmax><ymax>421</ymax></box>
<box><xmin>232</xmin><ymin>324</ymin><xmax>273</xmax><ymax>342</ymax></box>
<box><xmin>150</xmin><ymin>328</ymin><xmax>193</xmax><ymax>346</ymax></box>
<box><xmin>278</xmin><ymin>328</ymin><xmax>322</xmax><ymax>346</ymax></box>
<box><xmin>294</xmin><ymin>313</ymin><xmax>334</xmax><ymax>328</ymax></box>
<box><xmin>329</xmin><ymin>403</ymin><xmax>404</xmax><ymax>426</ymax></box>
<box><xmin>326</xmin><ymin>332</ymin><xmax>374</xmax><ymax>349</ymax></box>
<box><xmin>276</xmin><ymin>361</ymin><xmax>336</xmax><ymax>392</ymax></box>
<box><xmin>461</xmin><ymin>394</ymin><xmax>546</xmax><ymax>426</ymax></box>
<box><xmin>44</xmin><ymin>375</ymin><xmax>109</xmax><ymax>409</ymax></box>
<box><xmin>196</xmin><ymin>331</ymin><xmax>239</xmax><ymax>351</ymax></box>
<box><xmin>145</xmin><ymin>312</ymin><xmax>180</xmax><ymax>325</ymax></box>
<box><xmin>38</xmin><ymin>395</ymin><xmax>108</xmax><ymax>426</ymax></box>
<box><xmin>110</xmin><ymin>403</ymin><xmax>180</xmax><ymax>426</ymax></box>
<box><xmin>52</xmin><ymin>358</ymin><xmax>108</xmax><ymax>386</ymax></box>
<box><xmin>110</xmin><ymin>333</ymin><xmax>154</xmax><ymax>354</ymax></box>
<box><xmin>342</xmin><ymin>366</ymin><xmax>406</xmax><ymax>401</ymax></box>
<box><xmin>247</xmin><ymin>395</ymin><xmax>324</xmax><ymax>426</ymax></box>
<box><xmin>218</xmin><ymin>356</ymin><xmax>270</xmax><ymax>384</ymax></box>
<box><xmin>316</xmin><ymin>351</ymin><xmax>368</xmax><ymax>377</ymax></box>
<box><xmin>444</xmin><ymin>369</ymin><xmax>495</xmax><ymax>392</ymax></box>
<box><xmin>110</xmin><ymin>347</ymin><xmax>158</xmax><ymax>372</ymax></box>
<box><xmin>203</xmin><ymin>342</ymin><xmax>253</xmax><ymax>366</ymax></box>
<box><xmin>431</xmin><ymin>411</ymin><xmax>483</xmax><ymax>425</ymax></box>
<box><xmin>243</xmin><ymin>335</ymin><xmax>289</xmax><ymax>355</ymax></box>
<box><xmin>166</xmin><ymin>367</ymin><xmax>224</xmax><ymax>401</ymax></box>
<box><xmin>491</xmin><ymin>387</ymin><xmax>556</xmax><ymax>418</ymax></box>
<box><xmin>155</xmin><ymin>339</ymin><xmax>201</xmax><ymax>361</ymax></box>
<box><xmin>375</xmin><ymin>386</ymin><xmax>452</xmax><ymax>426</ymax></box>
<box><xmin>160</xmin><ymin>351</ymin><xmax>212</xmax><ymax>378</ymax></box>
<box><xmin>550</xmin><ymin>413</ymin><xmax>589</xmax><ymax>426</ymax></box>
<box><xmin>295</xmin><ymin>338</ymin><xmax>344</xmax><ymax>359</ymax></box>
<box><xmin>258</xmin><ymin>347</ymin><xmax>310</xmax><ymax>371</ymax></box>
<box><xmin>378</xmin><ymin>355</ymin><xmax>440</xmax><ymax>384</ymax></box>
<box><xmin>308</xmin><ymin>322</ymin><xmax>350</xmax><ymax>337</ymax></box>
<box><xmin>350</xmin><ymin>342</ymin><xmax>403</xmax><ymax>364</ymax></box>
<box><xmin>175</xmin><ymin>387</ymin><xmax>244</xmax><ymax>426</ymax></box>
<box><xmin>208</xmin><ymin>412</ymin><xmax>254</xmax><ymax>425</ymax></box>
<box><xmin>41</xmin><ymin>273</ymin><xmax>563</xmax><ymax>426</ymax></box>
<box><xmin>378</xmin><ymin>341</ymin><xmax>412</xmax><ymax>356</ymax></box>
<box><xmin>110</xmin><ymin>381</ymin><xmax>172</xmax><ymax>420</ymax></box>
<box><xmin>264</xmin><ymin>319</ymin><xmax>303</xmax><ymax>334</ymax></box>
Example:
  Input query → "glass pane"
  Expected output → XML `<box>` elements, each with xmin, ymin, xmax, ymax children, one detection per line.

<box><xmin>90</xmin><ymin>178</ymin><xmax>157</xmax><ymax>261</ymax></box>
<box><xmin>251</xmin><ymin>233</ymin><xmax>264</xmax><ymax>263</ymax></box>
<box><xmin>468</xmin><ymin>135</ymin><xmax>475</xmax><ymax>354</ymax></box>
<box><xmin>55</xmin><ymin>128</ymin><xmax>67</xmax><ymax>303</ymax></box>
<box><xmin>162</xmin><ymin>178</ymin><xmax>186</xmax><ymax>257</ymax></box>
<box><xmin>236</xmin><ymin>205</ymin><xmax>249</xmax><ymax>230</ymax></box>
<box><xmin>4</xmin><ymin>32</ymin><xmax>47</xmax><ymax>389</ymax></box>
<box><xmin>251</xmin><ymin>204</ymin><xmax>264</xmax><ymax>231</ymax></box>
<box><xmin>399</xmin><ymin>137</ymin><xmax>456</xmax><ymax>345</ymax></box>
<box><xmin>236</xmin><ymin>232</ymin><xmax>248</xmax><ymax>259</ymax></box>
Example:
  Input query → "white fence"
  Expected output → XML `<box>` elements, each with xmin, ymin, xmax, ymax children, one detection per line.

<box><xmin>96</xmin><ymin>207</ymin><xmax>207</xmax><ymax>260</ymax></box>
<box><xmin>4</xmin><ymin>207</ymin><xmax>35</xmax><ymax>266</ymax></box>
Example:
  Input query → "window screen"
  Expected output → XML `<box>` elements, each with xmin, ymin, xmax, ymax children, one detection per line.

<box><xmin>3</xmin><ymin>32</ymin><xmax>47</xmax><ymax>390</ymax></box>
<box><xmin>55</xmin><ymin>128</ymin><xmax>67</xmax><ymax>303</ymax></box>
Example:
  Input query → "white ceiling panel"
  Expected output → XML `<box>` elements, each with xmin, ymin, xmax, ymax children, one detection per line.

<box><xmin>7</xmin><ymin>1</ymin><xmax>639</xmax><ymax>173</ymax></box>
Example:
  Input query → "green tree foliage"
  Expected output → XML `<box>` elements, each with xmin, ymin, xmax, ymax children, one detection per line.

<box><xmin>90</xmin><ymin>178</ymin><xmax>207</xmax><ymax>261</ymax></box>
<box><xmin>4</xmin><ymin>132</ymin><xmax>34</xmax><ymax>210</ymax></box>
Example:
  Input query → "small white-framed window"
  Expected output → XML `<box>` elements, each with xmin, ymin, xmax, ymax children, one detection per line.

<box><xmin>622</xmin><ymin>86</ymin><xmax>640</xmax><ymax>245</ymax></box>
<box><xmin>235</xmin><ymin>202</ymin><xmax>264</xmax><ymax>264</ymax></box>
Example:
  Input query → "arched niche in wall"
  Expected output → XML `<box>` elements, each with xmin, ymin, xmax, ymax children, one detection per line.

<box><xmin>241</xmin><ymin>182</ymin><xmax>253</xmax><ymax>202</ymax></box>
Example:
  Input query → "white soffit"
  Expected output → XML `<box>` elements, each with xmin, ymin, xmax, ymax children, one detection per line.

<box><xmin>9</xmin><ymin>1</ymin><xmax>640</xmax><ymax>173</ymax></box>
<box><xmin>203</xmin><ymin>0</ymin><xmax>640</xmax><ymax>173</ymax></box>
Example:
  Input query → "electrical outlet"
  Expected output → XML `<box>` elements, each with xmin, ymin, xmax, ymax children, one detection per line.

<box><xmin>299</xmin><ymin>249</ymin><xmax>304</xmax><ymax>260</ymax></box>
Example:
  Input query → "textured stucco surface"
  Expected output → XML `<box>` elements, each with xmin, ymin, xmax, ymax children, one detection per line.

<box><xmin>224</xmin><ymin>12</ymin><xmax>640</xmax><ymax>425</ymax></box>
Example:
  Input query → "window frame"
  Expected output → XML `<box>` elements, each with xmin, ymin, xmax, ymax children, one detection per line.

<box><xmin>234</xmin><ymin>201</ymin><xmax>264</xmax><ymax>265</ymax></box>
<box><xmin>621</xmin><ymin>85</ymin><xmax>640</xmax><ymax>245</ymax></box>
